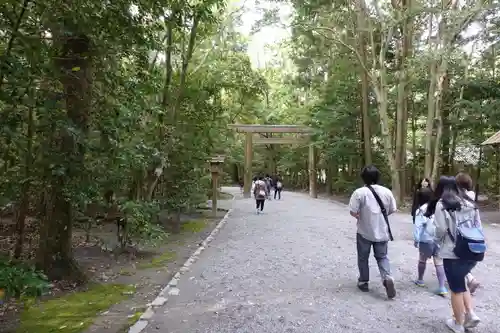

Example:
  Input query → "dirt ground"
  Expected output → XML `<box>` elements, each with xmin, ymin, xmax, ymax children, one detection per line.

<box><xmin>0</xmin><ymin>206</ymin><xmax>230</xmax><ymax>333</ymax></box>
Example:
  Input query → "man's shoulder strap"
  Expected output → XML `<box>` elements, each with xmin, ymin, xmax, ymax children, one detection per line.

<box><xmin>365</xmin><ymin>185</ymin><xmax>384</xmax><ymax>208</ymax></box>
<box><xmin>365</xmin><ymin>184</ymin><xmax>394</xmax><ymax>241</ymax></box>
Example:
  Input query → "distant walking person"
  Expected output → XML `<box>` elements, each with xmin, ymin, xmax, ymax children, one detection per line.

<box><xmin>274</xmin><ymin>179</ymin><xmax>283</xmax><ymax>199</ymax></box>
<box><xmin>265</xmin><ymin>175</ymin><xmax>272</xmax><ymax>200</ymax></box>
<box><xmin>348</xmin><ymin>165</ymin><xmax>397</xmax><ymax>299</ymax></box>
<box><xmin>238</xmin><ymin>178</ymin><xmax>244</xmax><ymax>193</ymax></box>
<box><xmin>254</xmin><ymin>176</ymin><xmax>267</xmax><ymax>214</ymax></box>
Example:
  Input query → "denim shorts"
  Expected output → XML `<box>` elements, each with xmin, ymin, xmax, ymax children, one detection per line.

<box><xmin>419</xmin><ymin>242</ymin><xmax>439</xmax><ymax>259</ymax></box>
<box><xmin>443</xmin><ymin>259</ymin><xmax>476</xmax><ymax>293</ymax></box>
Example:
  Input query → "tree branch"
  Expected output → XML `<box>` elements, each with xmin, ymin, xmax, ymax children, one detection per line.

<box><xmin>162</xmin><ymin>12</ymin><xmax>175</xmax><ymax>109</ymax></box>
<box><xmin>306</xmin><ymin>25</ymin><xmax>375</xmax><ymax>84</ymax></box>
<box><xmin>149</xmin><ymin>33</ymin><xmax>168</xmax><ymax>71</ymax></box>
<box><xmin>171</xmin><ymin>12</ymin><xmax>200</xmax><ymax>121</ymax></box>
<box><xmin>191</xmin><ymin>5</ymin><xmax>246</xmax><ymax>75</ymax></box>
<box><xmin>0</xmin><ymin>0</ymin><xmax>31</xmax><ymax>91</ymax></box>
<box><xmin>449</xmin><ymin>0</ymin><xmax>489</xmax><ymax>45</ymax></box>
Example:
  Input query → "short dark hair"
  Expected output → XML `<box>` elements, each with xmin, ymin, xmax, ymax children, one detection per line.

<box><xmin>360</xmin><ymin>165</ymin><xmax>380</xmax><ymax>185</ymax></box>
<box><xmin>456</xmin><ymin>172</ymin><xmax>473</xmax><ymax>191</ymax></box>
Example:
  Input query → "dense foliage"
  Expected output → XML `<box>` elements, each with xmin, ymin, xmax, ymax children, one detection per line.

<box><xmin>0</xmin><ymin>261</ymin><xmax>49</xmax><ymax>298</ymax></box>
<box><xmin>280</xmin><ymin>0</ymin><xmax>500</xmax><ymax>202</ymax></box>
<box><xmin>0</xmin><ymin>0</ymin><xmax>267</xmax><ymax>282</ymax></box>
<box><xmin>2</xmin><ymin>0</ymin><xmax>500</xmax><ymax>287</ymax></box>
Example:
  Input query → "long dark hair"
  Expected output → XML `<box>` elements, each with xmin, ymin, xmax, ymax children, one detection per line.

<box><xmin>412</xmin><ymin>178</ymin><xmax>432</xmax><ymax>217</ymax></box>
<box><xmin>416</xmin><ymin>187</ymin><xmax>433</xmax><ymax>208</ymax></box>
<box><xmin>425</xmin><ymin>176</ymin><xmax>475</xmax><ymax>217</ymax></box>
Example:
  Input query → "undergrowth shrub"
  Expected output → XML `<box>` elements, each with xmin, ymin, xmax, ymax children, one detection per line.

<box><xmin>0</xmin><ymin>261</ymin><xmax>50</xmax><ymax>299</ymax></box>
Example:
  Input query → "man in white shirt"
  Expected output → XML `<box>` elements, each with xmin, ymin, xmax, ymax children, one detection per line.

<box><xmin>348</xmin><ymin>165</ymin><xmax>397</xmax><ymax>299</ymax></box>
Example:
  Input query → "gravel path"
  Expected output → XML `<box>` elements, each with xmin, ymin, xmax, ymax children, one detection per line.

<box><xmin>144</xmin><ymin>187</ymin><xmax>500</xmax><ymax>333</ymax></box>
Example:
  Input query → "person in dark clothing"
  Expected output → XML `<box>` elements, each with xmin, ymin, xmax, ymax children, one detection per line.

<box><xmin>411</xmin><ymin>178</ymin><xmax>431</xmax><ymax>223</ymax></box>
<box><xmin>264</xmin><ymin>175</ymin><xmax>272</xmax><ymax>200</ymax></box>
<box><xmin>238</xmin><ymin>178</ymin><xmax>244</xmax><ymax>193</ymax></box>
<box><xmin>274</xmin><ymin>178</ymin><xmax>283</xmax><ymax>199</ymax></box>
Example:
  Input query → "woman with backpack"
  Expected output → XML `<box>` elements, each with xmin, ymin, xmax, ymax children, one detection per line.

<box><xmin>253</xmin><ymin>176</ymin><xmax>267</xmax><ymax>214</ymax></box>
<box><xmin>455</xmin><ymin>172</ymin><xmax>481</xmax><ymax>295</ymax></box>
<box><xmin>413</xmin><ymin>187</ymin><xmax>448</xmax><ymax>296</ymax></box>
<box><xmin>429</xmin><ymin>176</ymin><xmax>484</xmax><ymax>332</ymax></box>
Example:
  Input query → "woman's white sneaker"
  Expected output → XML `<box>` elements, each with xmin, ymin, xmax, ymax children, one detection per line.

<box><xmin>464</xmin><ymin>312</ymin><xmax>480</xmax><ymax>329</ymax></box>
<box><xmin>446</xmin><ymin>319</ymin><xmax>464</xmax><ymax>333</ymax></box>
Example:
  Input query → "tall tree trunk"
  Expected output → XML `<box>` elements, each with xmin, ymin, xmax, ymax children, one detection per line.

<box><xmin>440</xmin><ymin>75</ymin><xmax>452</xmax><ymax>174</ymax></box>
<box><xmin>410</xmin><ymin>97</ymin><xmax>417</xmax><ymax>187</ymax></box>
<box><xmin>36</xmin><ymin>32</ymin><xmax>91</xmax><ymax>282</ymax></box>
<box><xmin>430</xmin><ymin>0</ymin><xmax>454</xmax><ymax>182</ymax></box>
<box><xmin>423</xmin><ymin>1</ymin><xmax>437</xmax><ymax>179</ymax></box>
<box><xmin>394</xmin><ymin>26</ymin><xmax>406</xmax><ymax>202</ymax></box>
<box><xmin>172</xmin><ymin>14</ymin><xmax>200</xmax><ymax>121</ymax></box>
<box><xmin>359</xmin><ymin>2</ymin><xmax>400</xmax><ymax>200</ymax></box>
<box><xmin>325</xmin><ymin>157</ymin><xmax>334</xmax><ymax>195</ymax></box>
<box><xmin>357</xmin><ymin>10</ymin><xmax>372</xmax><ymax>166</ymax></box>
<box><xmin>374</xmin><ymin>84</ymin><xmax>400</xmax><ymax>199</ymax></box>
<box><xmin>399</xmin><ymin>0</ymin><xmax>412</xmax><ymax>198</ymax></box>
<box><xmin>14</xmin><ymin>101</ymin><xmax>34</xmax><ymax>259</ymax></box>
<box><xmin>152</xmin><ymin>12</ymin><xmax>200</xmax><ymax>200</ymax></box>
<box><xmin>375</xmin><ymin>29</ymin><xmax>400</xmax><ymax>200</ymax></box>
<box><xmin>449</xmin><ymin>52</ymin><xmax>472</xmax><ymax>171</ymax></box>
<box><xmin>161</xmin><ymin>12</ymin><xmax>175</xmax><ymax>113</ymax></box>
<box><xmin>424</xmin><ymin>62</ymin><xmax>437</xmax><ymax>178</ymax></box>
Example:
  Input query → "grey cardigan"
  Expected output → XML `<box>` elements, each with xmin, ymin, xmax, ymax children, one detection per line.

<box><xmin>433</xmin><ymin>199</ymin><xmax>481</xmax><ymax>259</ymax></box>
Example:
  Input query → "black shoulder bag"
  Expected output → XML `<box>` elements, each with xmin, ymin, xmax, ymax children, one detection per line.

<box><xmin>366</xmin><ymin>185</ymin><xmax>394</xmax><ymax>241</ymax></box>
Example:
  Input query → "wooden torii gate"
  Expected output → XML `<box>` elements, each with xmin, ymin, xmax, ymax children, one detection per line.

<box><xmin>229</xmin><ymin>124</ymin><xmax>317</xmax><ymax>199</ymax></box>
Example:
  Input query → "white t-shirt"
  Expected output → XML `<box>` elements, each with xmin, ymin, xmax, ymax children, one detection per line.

<box><xmin>348</xmin><ymin>185</ymin><xmax>397</xmax><ymax>242</ymax></box>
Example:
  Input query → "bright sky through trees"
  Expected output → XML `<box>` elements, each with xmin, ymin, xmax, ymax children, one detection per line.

<box><xmin>234</xmin><ymin>0</ymin><xmax>485</xmax><ymax>68</ymax></box>
<box><xmin>235</xmin><ymin>0</ymin><xmax>292</xmax><ymax>68</ymax></box>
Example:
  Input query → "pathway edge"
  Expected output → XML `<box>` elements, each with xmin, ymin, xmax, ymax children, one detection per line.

<box><xmin>128</xmin><ymin>196</ymin><xmax>235</xmax><ymax>333</ymax></box>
